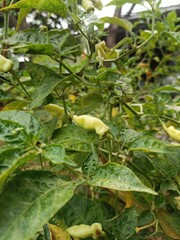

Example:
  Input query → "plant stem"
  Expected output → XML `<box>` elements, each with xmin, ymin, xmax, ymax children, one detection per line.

<box><xmin>63</xmin><ymin>163</ymin><xmax>81</xmax><ymax>177</ymax></box>
<box><xmin>2</xmin><ymin>0</ymin><xmax>9</xmax><ymax>55</ymax></box>
<box><xmin>11</xmin><ymin>70</ymin><xmax>32</xmax><ymax>100</ymax></box>
<box><xmin>122</xmin><ymin>101</ymin><xmax>143</xmax><ymax>127</ymax></box>
<box><xmin>3</xmin><ymin>11</ymin><xmax>9</xmax><ymax>40</ymax></box>
<box><xmin>62</xmin><ymin>92</ymin><xmax>70</xmax><ymax>125</ymax></box>
<box><xmin>55</xmin><ymin>90</ymin><xmax>70</xmax><ymax>125</ymax></box>
<box><xmin>151</xmin><ymin>0</ymin><xmax>156</xmax><ymax>36</ymax></box>
<box><xmin>103</xmin><ymin>35</ymin><xmax>154</xmax><ymax>63</ymax></box>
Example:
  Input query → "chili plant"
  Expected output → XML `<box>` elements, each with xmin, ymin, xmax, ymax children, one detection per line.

<box><xmin>0</xmin><ymin>0</ymin><xmax>180</xmax><ymax>239</ymax></box>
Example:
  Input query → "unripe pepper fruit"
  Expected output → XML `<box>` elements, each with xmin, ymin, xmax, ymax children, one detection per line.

<box><xmin>159</xmin><ymin>118</ymin><xmax>180</xmax><ymax>142</ymax></box>
<box><xmin>73</xmin><ymin>115</ymin><xmax>109</xmax><ymax>138</ymax></box>
<box><xmin>0</xmin><ymin>54</ymin><xmax>14</xmax><ymax>72</ymax></box>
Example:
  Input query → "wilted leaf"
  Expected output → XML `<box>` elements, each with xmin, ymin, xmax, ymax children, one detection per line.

<box><xmin>49</xmin><ymin>224</ymin><xmax>71</xmax><ymax>240</ymax></box>
<box><xmin>155</xmin><ymin>208</ymin><xmax>180</xmax><ymax>239</ymax></box>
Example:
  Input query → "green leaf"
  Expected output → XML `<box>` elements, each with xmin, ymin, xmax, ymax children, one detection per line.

<box><xmin>16</xmin><ymin>8</ymin><xmax>31</xmax><ymax>31</ymax></box>
<box><xmin>65</xmin><ymin>151</ymin><xmax>90</xmax><ymax>168</ymax></box>
<box><xmin>43</xmin><ymin>144</ymin><xmax>65</xmax><ymax>163</ymax></box>
<box><xmin>113</xmin><ymin>208</ymin><xmax>138</xmax><ymax>240</ymax></box>
<box><xmin>26</xmin><ymin>62</ymin><xmax>56</xmax><ymax>86</ymax></box>
<box><xmin>0</xmin><ymin>147</ymin><xmax>35</xmax><ymax>188</ymax></box>
<box><xmin>87</xmin><ymin>163</ymin><xmax>157</xmax><ymax>195</ymax></box>
<box><xmin>107</xmin><ymin>0</ymin><xmax>142</xmax><ymax>7</ymax></box>
<box><xmin>29</xmin><ymin>73</ymin><xmax>67</xmax><ymax>109</ymax></box>
<box><xmin>130</xmin><ymin>136</ymin><xmax>171</xmax><ymax>153</ymax></box>
<box><xmin>48</xmin><ymin>29</ymin><xmax>78</xmax><ymax>49</ymax></box>
<box><xmin>0</xmin><ymin>119</ymin><xmax>29</xmax><ymax>145</ymax></box>
<box><xmin>0</xmin><ymin>171</ymin><xmax>76</xmax><ymax>240</ymax></box>
<box><xmin>146</xmin><ymin>154</ymin><xmax>178</xmax><ymax>179</ymax></box>
<box><xmin>0</xmin><ymin>110</ymin><xmax>46</xmax><ymax>143</ymax></box>
<box><xmin>43</xmin><ymin>144</ymin><xmax>66</xmax><ymax>164</ymax></box>
<box><xmin>55</xmin><ymin>195</ymin><xmax>104</xmax><ymax>226</ymax></box>
<box><xmin>153</xmin><ymin>85</ymin><xmax>180</xmax><ymax>93</ymax></box>
<box><xmin>7</xmin><ymin>29</ymin><xmax>48</xmax><ymax>45</ymax></box>
<box><xmin>82</xmin><ymin>144</ymin><xmax>98</xmax><ymax>176</ymax></box>
<box><xmin>79</xmin><ymin>92</ymin><xmax>103</xmax><ymax>114</ymax></box>
<box><xmin>0</xmin><ymin>0</ymin><xmax>68</xmax><ymax>18</ymax></box>
<box><xmin>52</xmin><ymin>125</ymin><xmax>99</xmax><ymax>152</ymax></box>
<box><xmin>163</xmin><ymin>32</ymin><xmax>180</xmax><ymax>44</ymax></box>
<box><xmin>13</xmin><ymin>43</ymin><xmax>54</xmax><ymax>55</ymax></box>
<box><xmin>100</xmin><ymin>17</ymin><xmax>132</xmax><ymax>32</ymax></box>
<box><xmin>0</xmin><ymin>89</ymin><xmax>13</xmax><ymax>102</ymax></box>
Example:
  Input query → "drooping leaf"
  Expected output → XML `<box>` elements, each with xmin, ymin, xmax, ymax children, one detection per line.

<box><xmin>0</xmin><ymin>171</ymin><xmax>77</xmax><ymax>240</ymax></box>
<box><xmin>87</xmin><ymin>163</ymin><xmax>157</xmax><ymax>195</ymax></box>
<box><xmin>100</xmin><ymin>17</ymin><xmax>132</xmax><ymax>32</ymax></box>
<box><xmin>113</xmin><ymin>208</ymin><xmax>138</xmax><ymax>240</ymax></box>
<box><xmin>0</xmin><ymin>0</ymin><xmax>68</xmax><ymax>18</ymax></box>
<box><xmin>49</xmin><ymin>224</ymin><xmax>71</xmax><ymax>240</ymax></box>
<box><xmin>155</xmin><ymin>208</ymin><xmax>180</xmax><ymax>239</ymax></box>
<box><xmin>0</xmin><ymin>147</ymin><xmax>35</xmax><ymax>188</ymax></box>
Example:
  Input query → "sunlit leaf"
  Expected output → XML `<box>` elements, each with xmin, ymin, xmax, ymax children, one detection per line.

<box><xmin>107</xmin><ymin>0</ymin><xmax>142</xmax><ymax>7</ymax></box>
<box><xmin>100</xmin><ymin>17</ymin><xmax>132</xmax><ymax>32</ymax></box>
<box><xmin>87</xmin><ymin>163</ymin><xmax>157</xmax><ymax>195</ymax></box>
<box><xmin>130</xmin><ymin>136</ymin><xmax>170</xmax><ymax>153</ymax></box>
<box><xmin>0</xmin><ymin>0</ymin><xmax>68</xmax><ymax>18</ymax></box>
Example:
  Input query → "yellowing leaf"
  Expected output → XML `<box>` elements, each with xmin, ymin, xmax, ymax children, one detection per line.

<box><xmin>155</xmin><ymin>208</ymin><xmax>180</xmax><ymax>239</ymax></box>
<box><xmin>49</xmin><ymin>224</ymin><xmax>71</xmax><ymax>240</ymax></box>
